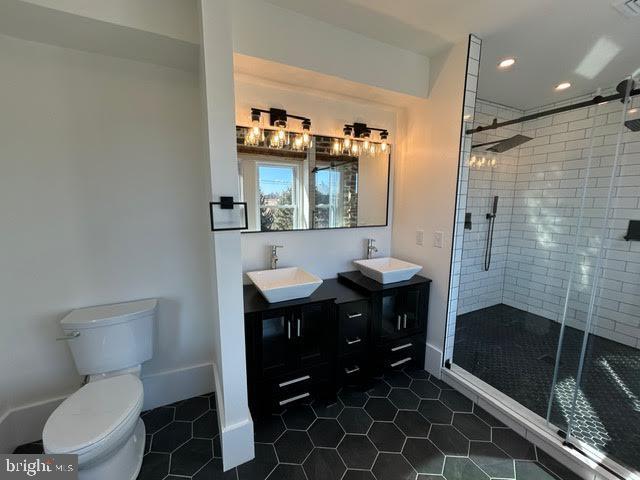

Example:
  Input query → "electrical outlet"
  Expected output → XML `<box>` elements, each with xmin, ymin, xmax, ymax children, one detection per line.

<box><xmin>433</xmin><ymin>231</ymin><xmax>444</xmax><ymax>248</ymax></box>
<box><xmin>416</xmin><ymin>230</ymin><xmax>424</xmax><ymax>246</ymax></box>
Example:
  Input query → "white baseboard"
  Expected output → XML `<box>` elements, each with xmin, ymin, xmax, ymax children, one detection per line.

<box><xmin>141</xmin><ymin>362</ymin><xmax>215</xmax><ymax>411</ymax></box>
<box><xmin>212</xmin><ymin>363</ymin><xmax>255</xmax><ymax>471</ymax></box>
<box><xmin>424</xmin><ymin>343</ymin><xmax>443</xmax><ymax>378</ymax></box>
<box><xmin>0</xmin><ymin>362</ymin><xmax>215</xmax><ymax>454</ymax></box>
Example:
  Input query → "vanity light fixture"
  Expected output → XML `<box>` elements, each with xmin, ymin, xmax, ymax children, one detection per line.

<box><xmin>247</xmin><ymin>107</ymin><xmax>312</xmax><ymax>150</ymax></box>
<box><xmin>498</xmin><ymin>57</ymin><xmax>516</xmax><ymax>69</ymax></box>
<box><xmin>338</xmin><ymin>122</ymin><xmax>390</xmax><ymax>155</ymax></box>
<box><xmin>555</xmin><ymin>82</ymin><xmax>572</xmax><ymax>91</ymax></box>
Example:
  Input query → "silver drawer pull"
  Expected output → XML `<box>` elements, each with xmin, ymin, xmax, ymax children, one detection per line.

<box><xmin>347</xmin><ymin>313</ymin><xmax>363</xmax><ymax>319</ymax></box>
<box><xmin>345</xmin><ymin>366</ymin><xmax>360</xmax><ymax>375</ymax></box>
<box><xmin>279</xmin><ymin>375</ymin><xmax>310</xmax><ymax>388</ymax></box>
<box><xmin>396</xmin><ymin>315</ymin><xmax>401</xmax><ymax>330</ymax></box>
<box><xmin>346</xmin><ymin>337</ymin><xmax>362</xmax><ymax>345</ymax></box>
<box><xmin>403</xmin><ymin>314</ymin><xmax>407</xmax><ymax>329</ymax></box>
<box><xmin>391</xmin><ymin>343</ymin><xmax>412</xmax><ymax>352</ymax></box>
<box><xmin>56</xmin><ymin>331</ymin><xmax>80</xmax><ymax>341</ymax></box>
<box><xmin>390</xmin><ymin>357</ymin><xmax>412</xmax><ymax>368</ymax></box>
<box><xmin>279</xmin><ymin>392</ymin><xmax>310</xmax><ymax>406</ymax></box>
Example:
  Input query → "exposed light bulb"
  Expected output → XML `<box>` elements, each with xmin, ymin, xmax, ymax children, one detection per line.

<box><xmin>381</xmin><ymin>141</ymin><xmax>388</xmax><ymax>152</ymax></box>
<box><xmin>333</xmin><ymin>139</ymin><xmax>341</xmax><ymax>154</ymax></box>
<box><xmin>344</xmin><ymin>137</ymin><xmax>351</xmax><ymax>149</ymax></box>
<box><xmin>351</xmin><ymin>142</ymin><xmax>359</xmax><ymax>155</ymax></box>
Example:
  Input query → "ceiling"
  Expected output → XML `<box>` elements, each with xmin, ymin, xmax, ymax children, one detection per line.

<box><xmin>263</xmin><ymin>0</ymin><xmax>640</xmax><ymax>110</ymax></box>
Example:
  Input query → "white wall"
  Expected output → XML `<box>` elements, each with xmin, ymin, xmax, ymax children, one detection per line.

<box><xmin>457</xmin><ymin>100</ymin><xmax>522</xmax><ymax>314</ymax></box>
<box><xmin>236</xmin><ymin>75</ymin><xmax>397</xmax><ymax>279</ymax></box>
<box><xmin>392</xmin><ymin>38</ymin><xmax>471</xmax><ymax>375</ymax></box>
<box><xmin>0</xmin><ymin>32</ymin><xmax>213</xmax><ymax>431</ymax></box>
<box><xmin>231</xmin><ymin>0</ymin><xmax>429</xmax><ymax>99</ymax></box>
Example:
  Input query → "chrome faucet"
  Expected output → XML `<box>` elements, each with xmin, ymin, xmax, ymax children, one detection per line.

<box><xmin>366</xmin><ymin>239</ymin><xmax>378</xmax><ymax>259</ymax></box>
<box><xmin>270</xmin><ymin>245</ymin><xmax>283</xmax><ymax>269</ymax></box>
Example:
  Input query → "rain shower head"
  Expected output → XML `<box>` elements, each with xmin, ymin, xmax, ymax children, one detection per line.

<box><xmin>472</xmin><ymin>134</ymin><xmax>533</xmax><ymax>153</ymax></box>
<box><xmin>626</xmin><ymin>119</ymin><xmax>640</xmax><ymax>132</ymax></box>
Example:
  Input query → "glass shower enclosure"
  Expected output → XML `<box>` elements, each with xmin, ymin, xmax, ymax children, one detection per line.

<box><xmin>451</xmin><ymin>77</ymin><xmax>640</xmax><ymax>474</ymax></box>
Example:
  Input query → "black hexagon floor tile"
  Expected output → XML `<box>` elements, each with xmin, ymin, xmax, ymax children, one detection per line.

<box><xmin>428</xmin><ymin>424</ymin><xmax>469</xmax><ymax>456</ymax></box>
<box><xmin>439</xmin><ymin>390</ymin><xmax>473</xmax><ymax>413</ymax></box>
<box><xmin>338</xmin><ymin>407</ymin><xmax>373</xmax><ymax>434</ymax></box>
<box><xmin>170</xmin><ymin>438</ymin><xmax>214</xmax><ymax>476</ymax></box>
<box><xmin>401</xmin><ymin>437</ymin><xmax>444</xmax><ymax>475</ymax></box>
<box><xmin>388</xmin><ymin>388</ymin><xmax>420</xmax><ymax>410</ymax></box>
<box><xmin>469</xmin><ymin>441</ymin><xmax>515</xmax><ymax>479</ymax></box>
<box><xmin>192</xmin><ymin>459</ymin><xmax>237</xmax><ymax>480</ymax></box>
<box><xmin>337</xmin><ymin>434</ymin><xmax>378</xmax><ymax>469</ymax></box>
<box><xmin>367</xmin><ymin>379</ymin><xmax>391</xmax><ymax>397</ymax></box>
<box><xmin>410</xmin><ymin>380</ymin><xmax>441</xmax><ymax>400</ymax></box>
<box><xmin>342</xmin><ymin>470</ymin><xmax>376</xmax><ymax>480</ymax></box>
<box><xmin>339</xmin><ymin>387</ymin><xmax>369</xmax><ymax>407</ymax></box>
<box><xmin>254</xmin><ymin>415</ymin><xmax>286</xmax><ymax>443</ymax></box>
<box><xmin>452</xmin><ymin>413</ymin><xmax>490</xmax><ymax>441</ymax></box>
<box><xmin>491</xmin><ymin>428</ymin><xmax>536</xmax><ymax>460</ymax></box>
<box><xmin>384</xmin><ymin>371</ymin><xmax>412</xmax><ymax>388</ymax></box>
<box><xmin>442</xmin><ymin>456</ymin><xmax>489</xmax><ymax>480</ymax></box>
<box><xmin>308</xmin><ymin>418</ymin><xmax>344</xmax><ymax>448</ymax></box>
<box><xmin>311</xmin><ymin>398</ymin><xmax>344</xmax><ymax>418</ymax></box>
<box><xmin>142</xmin><ymin>407</ymin><xmax>174</xmax><ymax>434</ymax></box>
<box><xmin>515</xmin><ymin>460</ymin><xmax>559</xmax><ymax>480</ymax></box>
<box><xmin>193</xmin><ymin>410</ymin><xmax>219</xmax><ymax>439</ymax></box>
<box><xmin>418</xmin><ymin>399</ymin><xmax>453</xmax><ymax>424</ymax></box>
<box><xmin>267</xmin><ymin>463</ymin><xmax>306</xmax><ymax>480</ymax></box>
<box><xmin>282</xmin><ymin>405</ymin><xmax>316</xmax><ymax>430</ymax></box>
<box><xmin>237</xmin><ymin>443</ymin><xmax>277</xmax><ymax>480</ymax></box>
<box><xmin>394</xmin><ymin>410</ymin><xmax>430</xmax><ymax>438</ymax></box>
<box><xmin>368</xmin><ymin>421</ymin><xmax>406</xmax><ymax>452</ymax></box>
<box><xmin>274</xmin><ymin>430</ymin><xmax>314</xmax><ymax>464</ymax></box>
<box><xmin>174</xmin><ymin>396</ymin><xmax>210</xmax><ymax>421</ymax></box>
<box><xmin>372</xmin><ymin>452</ymin><xmax>417</xmax><ymax>480</ymax></box>
<box><xmin>364</xmin><ymin>397</ymin><xmax>397</xmax><ymax>421</ymax></box>
<box><xmin>137</xmin><ymin>452</ymin><xmax>170</xmax><ymax>480</ymax></box>
<box><xmin>151</xmin><ymin>421</ymin><xmax>192</xmax><ymax>452</ymax></box>
<box><xmin>303</xmin><ymin>448</ymin><xmax>346</xmax><ymax>480</ymax></box>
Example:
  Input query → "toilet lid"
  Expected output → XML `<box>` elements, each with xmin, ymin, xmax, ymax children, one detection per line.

<box><xmin>43</xmin><ymin>374</ymin><xmax>143</xmax><ymax>454</ymax></box>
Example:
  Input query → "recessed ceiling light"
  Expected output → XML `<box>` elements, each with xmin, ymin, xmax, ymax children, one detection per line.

<box><xmin>555</xmin><ymin>82</ymin><xmax>571</xmax><ymax>91</ymax></box>
<box><xmin>498</xmin><ymin>58</ymin><xmax>516</xmax><ymax>69</ymax></box>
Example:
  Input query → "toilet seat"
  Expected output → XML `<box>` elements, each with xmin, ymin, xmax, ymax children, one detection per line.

<box><xmin>43</xmin><ymin>374</ymin><xmax>143</xmax><ymax>466</ymax></box>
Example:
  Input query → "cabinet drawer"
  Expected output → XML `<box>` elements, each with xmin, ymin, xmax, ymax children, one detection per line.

<box><xmin>377</xmin><ymin>337</ymin><xmax>425</xmax><ymax>371</ymax></box>
<box><xmin>338</xmin><ymin>300</ymin><xmax>369</xmax><ymax>354</ymax></box>
<box><xmin>267</xmin><ymin>364</ymin><xmax>330</xmax><ymax>408</ymax></box>
<box><xmin>337</xmin><ymin>354</ymin><xmax>368</xmax><ymax>386</ymax></box>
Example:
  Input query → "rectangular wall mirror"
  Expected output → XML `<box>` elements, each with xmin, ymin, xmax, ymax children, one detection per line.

<box><xmin>237</xmin><ymin>127</ymin><xmax>390</xmax><ymax>232</ymax></box>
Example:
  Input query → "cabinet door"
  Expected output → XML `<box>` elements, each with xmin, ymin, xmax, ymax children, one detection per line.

<box><xmin>379</xmin><ymin>290</ymin><xmax>403</xmax><ymax>342</ymax></box>
<box><xmin>260</xmin><ymin>309</ymin><xmax>294</xmax><ymax>378</ymax></box>
<box><xmin>296</xmin><ymin>302</ymin><xmax>331</xmax><ymax>368</ymax></box>
<box><xmin>401</xmin><ymin>287</ymin><xmax>424</xmax><ymax>335</ymax></box>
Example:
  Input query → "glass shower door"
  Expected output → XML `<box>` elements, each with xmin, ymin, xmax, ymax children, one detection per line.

<box><xmin>547</xmin><ymin>78</ymin><xmax>639</xmax><ymax>472</ymax></box>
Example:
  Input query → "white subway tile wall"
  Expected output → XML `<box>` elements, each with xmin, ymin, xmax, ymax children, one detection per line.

<box><xmin>452</xmin><ymin>90</ymin><xmax>640</xmax><ymax>350</ymax></box>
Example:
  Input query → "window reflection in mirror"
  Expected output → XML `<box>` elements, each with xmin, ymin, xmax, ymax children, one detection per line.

<box><xmin>237</xmin><ymin>127</ymin><xmax>389</xmax><ymax>232</ymax></box>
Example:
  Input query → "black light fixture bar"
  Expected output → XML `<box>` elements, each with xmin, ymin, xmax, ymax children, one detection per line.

<box><xmin>251</xmin><ymin>107</ymin><xmax>311</xmax><ymax>127</ymax></box>
<box><xmin>345</xmin><ymin>122</ymin><xmax>389</xmax><ymax>138</ymax></box>
<box><xmin>466</xmin><ymin>83</ymin><xmax>640</xmax><ymax>135</ymax></box>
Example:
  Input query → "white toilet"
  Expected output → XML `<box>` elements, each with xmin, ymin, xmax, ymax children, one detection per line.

<box><xmin>43</xmin><ymin>299</ymin><xmax>157</xmax><ymax>480</ymax></box>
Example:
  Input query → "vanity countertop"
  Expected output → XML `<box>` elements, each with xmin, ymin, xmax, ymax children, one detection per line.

<box><xmin>243</xmin><ymin>278</ymin><xmax>368</xmax><ymax>314</ymax></box>
<box><xmin>338</xmin><ymin>270</ymin><xmax>431</xmax><ymax>292</ymax></box>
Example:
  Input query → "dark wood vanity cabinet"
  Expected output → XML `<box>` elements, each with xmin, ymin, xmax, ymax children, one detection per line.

<box><xmin>243</xmin><ymin>273</ymin><xmax>431</xmax><ymax>417</ymax></box>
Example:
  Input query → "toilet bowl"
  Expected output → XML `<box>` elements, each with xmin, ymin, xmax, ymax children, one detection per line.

<box><xmin>43</xmin><ymin>299</ymin><xmax>156</xmax><ymax>480</ymax></box>
<box><xmin>44</xmin><ymin>375</ymin><xmax>145</xmax><ymax>480</ymax></box>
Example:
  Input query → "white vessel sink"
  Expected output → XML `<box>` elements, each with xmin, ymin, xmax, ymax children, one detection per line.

<box><xmin>247</xmin><ymin>267</ymin><xmax>323</xmax><ymax>303</ymax></box>
<box><xmin>353</xmin><ymin>257</ymin><xmax>422</xmax><ymax>284</ymax></box>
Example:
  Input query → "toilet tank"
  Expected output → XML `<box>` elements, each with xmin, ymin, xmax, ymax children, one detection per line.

<box><xmin>60</xmin><ymin>299</ymin><xmax>157</xmax><ymax>376</ymax></box>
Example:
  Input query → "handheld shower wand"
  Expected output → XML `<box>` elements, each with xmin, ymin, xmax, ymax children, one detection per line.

<box><xmin>484</xmin><ymin>196</ymin><xmax>499</xmax><ymax>271</ymax></box>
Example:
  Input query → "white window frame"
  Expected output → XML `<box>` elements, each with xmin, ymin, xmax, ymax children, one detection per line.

<box><xmin>255</xmin><ymin>161</ymin><xmax>304</xmax><ymax>231</ymax></box>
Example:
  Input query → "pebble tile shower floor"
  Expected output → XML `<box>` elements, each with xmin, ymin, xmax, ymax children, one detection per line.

<box><xmin>455</xmin><ymin>304</ymin><xmax>640</xmax><ymax>474</ymax></box>
<box><xmin>14</xmin><ymin>369</ymin><xmax>581</xmax><ymax>480</ymax></box>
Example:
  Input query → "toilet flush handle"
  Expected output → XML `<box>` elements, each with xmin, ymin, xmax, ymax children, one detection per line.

<box><xmin>56</xmin><ymin>331</ymin><xmax>80</xmax><ymax>341</ymax></box>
